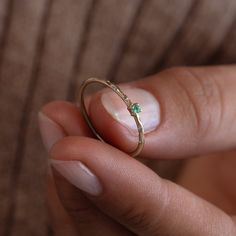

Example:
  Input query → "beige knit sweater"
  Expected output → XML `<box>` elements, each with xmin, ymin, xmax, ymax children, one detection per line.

<box><xmin>0</xmin><ymin>0</ymin><xmax>236</xmax><ymax>235</ymax></box>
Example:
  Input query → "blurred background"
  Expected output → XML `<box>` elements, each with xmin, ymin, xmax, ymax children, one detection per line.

<box><xmin>0</xmin><ymin>0</ymin><xmax>236</xmax><ymax>235</ymax></box>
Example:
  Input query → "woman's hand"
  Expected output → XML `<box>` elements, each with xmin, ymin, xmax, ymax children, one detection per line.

<box><xmin>39</xmin><ymin>66</ymin><xmax>236</xmax><ymax>235</ymax></box>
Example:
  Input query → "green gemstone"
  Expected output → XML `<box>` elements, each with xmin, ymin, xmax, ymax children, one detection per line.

<box><xmin>131</xmin><ymin>103</ymin><xmax>141</xmax><ymax>113</ymax></box>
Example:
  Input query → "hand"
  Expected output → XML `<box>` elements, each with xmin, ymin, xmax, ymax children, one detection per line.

<box><xmin>39</xmin><ymin>66</ymin><xmax>236</xmax><ymax>235</ymax></box>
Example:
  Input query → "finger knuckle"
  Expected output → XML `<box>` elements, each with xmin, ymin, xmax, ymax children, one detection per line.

<box><xmin>119</xmin><ymin>185</ymin><xmax>170</xmax><ymax>236</ymax></box>
<box><xmin>57</xmin><ymin>194</ymin><xmax>96</xmax><ymax>225</ymax></box>
<box><xmin>53</xmin><ymin>173</ymin><xmax>95</xmax><ymax>223</ymax></box>
<box><xmin>120</xmin><ymin>204</ymin><xmax>153</xmax><ymax>233</ymax></box>
<box><xmin>166</xmin><ymin>67</ymin><xmax>224</xmax><ymax>140</ymax></box>
<box><xmin>186</xmin><ymin>68</ymin><xmax>224</xmax><ymax>137</ymax></box>
<box><xmin>68</xmin><ymin>205</ymin><xmax>95</xmax><ymax>224</ymax></box>
<box><xmin>61</xmin><ymin>198</ymin><xmax>94</xmax><ymax>224</ymax></box>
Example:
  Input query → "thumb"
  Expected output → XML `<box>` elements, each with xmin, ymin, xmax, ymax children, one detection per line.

<box><xmin>50</xmin><ymin>136</ymin><xmax>236</xmax><ymax>236</ymax></box>
<box><xmin>86</xmin><ymin>66</ymin><xmax>236</xmax><ymax>158</ymax></box>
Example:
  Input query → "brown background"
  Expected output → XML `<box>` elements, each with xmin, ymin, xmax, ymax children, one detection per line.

<box><xmin>0</xmin><ymin>0</ymin><xmax>236</xmax><ymax>235</ymax></box>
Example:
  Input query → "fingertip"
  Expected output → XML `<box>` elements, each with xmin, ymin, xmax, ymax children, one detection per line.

<box><xmin>41</xmin><ymin>100</ymin><xmax>73</xmax><ymax>117</ymax></box>
<box><xmin>38</xmin><ymin>111</ymin><xmax>66</xmax><ymax>151</ymax></box>
<box><xmin>88</xmin><ymin>86</ymin><xmax>163</xmax><ymax>158</ymax></box>
<box><xmin>40</xmin><ymin>100</ymin><xmax>92</xmax><ymax>136</ymax></box>
<box><xmin>49</xmin><ymin>136</ymin><xmax>110</xmax><ymax>162</ymax></box>
<box><xmin>89</xmin><ymin>92</ymin><xmax>138</xmax><ymax>154</ymax></box>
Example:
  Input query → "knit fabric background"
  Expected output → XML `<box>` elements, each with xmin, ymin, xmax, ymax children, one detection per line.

<box><xmin>0</xmin><ymin>0</ymin><xmax>236</xmax><ymax>235</ymax></box>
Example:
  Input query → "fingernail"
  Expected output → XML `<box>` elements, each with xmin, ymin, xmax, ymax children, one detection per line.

<box><xmin>101</xmin><ymin>87</ymin><xmax>160</xmax><ymax>134</ymax></box>
<box><xmin>38</xmin><ymin>112</ymin><xmax>65</xmax><ymax>151</ymax></box>
<box><xmin>50</xmin><ymin>160</ymin><xmax>102</xmax><ymax>196</ymax></box>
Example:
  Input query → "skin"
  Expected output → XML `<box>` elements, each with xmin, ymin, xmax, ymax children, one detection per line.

<box><xmin>40</xmin><ymin>66</ymin><xmax>236</xmax><ymax>235</ymax></box>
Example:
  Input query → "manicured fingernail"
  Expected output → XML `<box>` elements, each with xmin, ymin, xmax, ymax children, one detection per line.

<box><xmin>50</xmin><ymin>160</ymin><xmax>102</xmax><ymax>196</ymax></box>
<box><xmin>38</xmin><ymin>112</ymin><xmax>65</xmax><ymax>151</ymax></box>
<box><xmin>101</xmin><ymin>88</ymin><xmax>160</xmax><ymax>134</ymax></box>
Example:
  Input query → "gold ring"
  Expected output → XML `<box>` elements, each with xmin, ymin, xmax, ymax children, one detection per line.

<box><xmin>78</xmin><ymin>78</ymin><xmax>144</xmax><ymax>157</ymax></box>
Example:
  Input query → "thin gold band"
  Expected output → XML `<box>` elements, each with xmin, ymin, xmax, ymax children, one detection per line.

<box><xmin>78</xmin><ymin>78</ymin><xmax>144</xmax><ymax>157</ymax></box>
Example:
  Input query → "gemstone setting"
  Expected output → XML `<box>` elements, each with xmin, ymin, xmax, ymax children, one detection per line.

<box><xmin>130</xmin><ymin>103</ymin><xmax>141</xmax><ymax>113</ymax></box>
